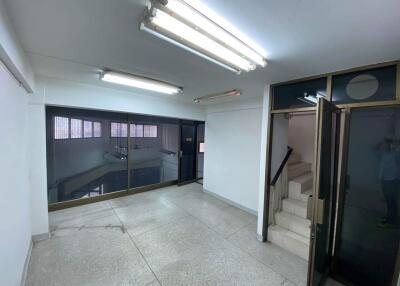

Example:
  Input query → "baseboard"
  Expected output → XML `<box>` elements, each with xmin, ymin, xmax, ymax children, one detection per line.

<box><xmin>32</xmin><ymin>232</ymin><xmax>50</xmax><ymax>242</ymax></box>
<box><xmin>203</xmin><ymin>189</ymin><xmax>258</xmax><ymax>216</ymax></box>
<box><xmin>20</xmin><ymin>239</ymin><xmax>33</xmax><ymax>286</ymax></box>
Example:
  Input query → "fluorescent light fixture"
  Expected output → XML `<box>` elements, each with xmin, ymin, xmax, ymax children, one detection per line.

<box><xmin>194</xmin><ymin>89</ymin><xmax>241</xmax><ymax>103</ymax></box>
<box><xmin>165</xmin><ymin>0</ymin><xmax>266</xmax><ymax>67</ymax></box>
<box><xmin>100</xmin><ymin>71</ymin><xmax>182</xmax><ymax>95</ymax></box>
<box><xmin>140</xmin><ymin>0</ymin><xmax>267</xmax><ymax>73</ymax></box>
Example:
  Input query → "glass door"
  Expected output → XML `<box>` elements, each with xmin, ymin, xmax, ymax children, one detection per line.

<box><xmin>332</xmin><ymin>106</ymin><xmax>400</xmax><ymax>286</ymax></box>
<box><xmin>308</xmin><ymin>98</ymin><xmax>339</xmax><ymax>286</ymax></box>
<box><xmin>178</xmin><ymin>123</ymin><xmax>197</xmax><ymax>185</ymax></box>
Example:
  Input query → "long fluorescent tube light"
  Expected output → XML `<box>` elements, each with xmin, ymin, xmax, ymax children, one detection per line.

<box><xmin>165</xmin><ymin>0</ymin><xmax>266</xmax><ymax>67</ymax></box>
<box><xmin>140</xmin><ymin>0</ymin><xmax>267</xmax><ymax>73</ymax></box>
<box><xmin>140</xmin><ymin>24</ymin><xmax>240</xmax><ymax>73</ymax></box>
<box><xmin>100</xmin><ymin>71</ymin><xmax>182</xmax><ymax>95</ymax></box>
<box><xmin>194</xmin><ymin>89</ymin><xmax>241</xmax><ymax>103</ymax></box>
<box><xmin>151</xmin><ymin>9</ymin><xmax>254</xmax><ymax>71</ymax></box>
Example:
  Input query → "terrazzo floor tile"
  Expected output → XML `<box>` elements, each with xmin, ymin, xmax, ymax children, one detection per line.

<box><xmin>228</xmin><ymin>223</ymin><xmax>308</xmax><ymax>286</ymax></box>
<box><xmin>133</xmin><ymin>216</ymin><xmax>286</xmax><ymax>286</ymax></box>
<box><xmin>26</xmin><ymin>226</ymin><xmax>157</xmax><ymax>286</ymax></box>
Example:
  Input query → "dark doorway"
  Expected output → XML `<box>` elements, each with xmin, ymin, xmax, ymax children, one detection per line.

<box><xmin>179</xmin><ymin>123</ymin><xmax>197</xmax><ymax>185</ymax></box>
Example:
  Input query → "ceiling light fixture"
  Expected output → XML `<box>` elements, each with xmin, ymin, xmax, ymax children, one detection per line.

<box><xmin>193</xmin><ymin>89</ymin><xmax>241</xmax><ymax>103</ymax></box>
<box><xmin>100</xmin><ymin>70</ymin><xmax>182</xmax><ymax>95</ymax></box>
<box><xmin>140</xmin><ymin>0</ymin><xmax>267</xmax><ymax>73</ymax></box>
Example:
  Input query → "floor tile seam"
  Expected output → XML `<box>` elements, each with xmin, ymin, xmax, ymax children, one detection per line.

<box><xmin>223</xmin><ymin>233</ymin><xmax>300</xmax><ymax>286</ymax></box>
<box><xmin>224</xmin><ymin>220</ymin><xmax>255</xmax><ymax>240</ymax></box>
<box><xmin>50</xmin><ymin>212</ymin><xmax>117</xmax><ymax>229</ymax></box>
<box><xmin>114</xmin><ymin>192</ymin><xmax>299</xmax><ymax>286</ymax></box>
<box><xmin>167</xmin><ymin>196</ymin><xmax>256</xmax><ymax>241</ymax></box>
<box><xmin>127</xmin><ymin>213</ymin><xmax>192</xmax><ymax>239</ymax></box>
<box><xmin>111</xmin><ymin>206</ymin><xmax>163</xmax><ymax>286</ymax></box>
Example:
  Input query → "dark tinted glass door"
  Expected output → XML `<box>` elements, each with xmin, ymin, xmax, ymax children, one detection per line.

<box><xmin>309</xmin><ymin>98</ymin><xmax>337</xmax><ymax>286</ymax></box>
<box><xmin>179</xmin><ymin>124</ymin><xmax>197</xmax><ymax>184</ymax></box>
<box><xmin>334</xmin><ymin>107</ymin><xmax>400</xmax><ymax>286</ymax></box>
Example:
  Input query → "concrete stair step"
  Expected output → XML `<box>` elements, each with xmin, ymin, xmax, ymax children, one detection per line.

<box><xmin>289</xmin><ymin>187</ymin><xmax>313</xmax><ymax>203</ymax></box>
<box><xmin>282</xmin><ymin>198</ymin><xmax>308</xmax><ymax>218</ymax></box>
<box><xmin>289</xmin><ymin>173</ymin><xmax>313</xmax><ymax>194</ymax></box>
<box><xmin>288</xmin><ymin>153</ymin><xmax>301</xmax><ymax>165</ymax></box>
<box><xmin>288</xmin><ymin>162</ymin><xmax>311</xmax><ymax>180</ymax></box>
<box><xmin>275</xmin><ymin>211</ymin><xmax>311</xmax><ymax>238</ymax></box>
<box><xmin>268</xmin><ymin>225</ymin><xmax>310</xmax><ymax>261</ymax></box>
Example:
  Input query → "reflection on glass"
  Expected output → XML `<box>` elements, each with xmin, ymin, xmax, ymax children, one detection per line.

<box><xmin>272</xmin><ymin>77</ymin><xmax>327</xmax><ymax>110</ymax></box>
<box><xmin>129</xmin><ymin>115</ymin><xmax>179</xmax><ymax>189</ymax></box>
<box><xmin>46</xmin><ymin>107</ymin><xmax>128</xmax><ymax>204</ymax></box>
<box><xmin>346</xmin><ymin>74</ymin><xmax>379</xmax><ymax>100</ymax></box>
<box><xmin>336</xmin><ymin>107</ymin><xmax>400</xmax><ymax>286</ymax></box>
<box><xmin>47</xmin><ymin>107</ymin><xmax>199</xmax><ymax>204</ymax></box>
<box><xmin>332</xmin><ymin>65</ymin><xmax>397</xmax><ymax>104</ymax></box>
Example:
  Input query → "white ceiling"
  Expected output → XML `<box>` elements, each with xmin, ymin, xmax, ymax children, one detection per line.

<box><xmin>5</xmin><ymin>0</ymin><xmax>400</xmax><ymax>103</ymax></box>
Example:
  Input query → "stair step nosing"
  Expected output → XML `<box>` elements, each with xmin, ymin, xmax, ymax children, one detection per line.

<box><xmin>268</xmin><ymin>225</ymin><xmax>310</xmax><ymax>245</ymax></box>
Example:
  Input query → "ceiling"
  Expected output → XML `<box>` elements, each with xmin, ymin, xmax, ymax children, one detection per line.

<box><xmin>4</xmin><ymin>0</ymin><xmax>400</xmax><ymax>103</ymax></box>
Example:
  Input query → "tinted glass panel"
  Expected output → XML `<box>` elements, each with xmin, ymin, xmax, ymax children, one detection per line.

<box><xmin>336</xmin><ymin>107</ymin><xmax>400</xmax><ymax>286</ymax></box>
<box><xmin>273</xmin><ymin>77</ymin><xmax>327</xmax><ymax>110</ymax></box>
<box><xmin>129</xmin><ymin>115</ymin><xmax>179</xmax><ymax>189</ymax></box>
<box><xmin>332</xmin><ymin>65</ymin><xmax>397</xmax><ymax>104</ymax></box>
<box><xmin>47</xmin><ymin>107</ymin><xmax>202</xmax><ymax>205</ymax></box>
<box><xmin>46</xmin><ymin>107</ymin><xmax>128</xmax><ymax>204</ymax></box>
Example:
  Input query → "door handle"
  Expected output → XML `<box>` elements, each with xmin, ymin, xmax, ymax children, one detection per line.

<box><xmin>316</xmin><ymin>199</ymin><xmax>325</xmax><ymax>225</ymax></box>
<box><xmin>179</xmin><ymin>150</ymin><xmax>183</xmax><ymax>158</ymax></box>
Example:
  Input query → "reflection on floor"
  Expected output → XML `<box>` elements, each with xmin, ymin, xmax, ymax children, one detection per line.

<box><xmin>27</xmin><ymin>183</ymin><xmax>343</xmax><ymax>286</ymax></box>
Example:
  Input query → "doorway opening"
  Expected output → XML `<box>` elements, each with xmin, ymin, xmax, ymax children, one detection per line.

<box><xmin>268</xmin><ymin>111</ymin><xmax>316</xmax><ymax>261</ymax></box>
<box><xmin>265</xmin><ymin>101</ymin><xmax>400</xmax><ymax>286</ymax></box>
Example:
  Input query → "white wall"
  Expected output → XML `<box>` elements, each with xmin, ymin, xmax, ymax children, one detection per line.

<box><xmin>203</xmin><ymin>96</ymin><xmax>263</xmax><ymax>213</ymax></box>
<box><xmin>0</xmin><ymin>1</ymin><xmax>37</xmax><ymax>284</ymax></box>
<box><xmin>288</xmin><ymin>114</ymin><xmax>316</xmax><ymax>164</ymax></box>
<box><xmin>41</xmin><ymin>76</ymin><xmax>205</xmax><ymax>121</ymax></box>
<box><xmin>257</xmin><ymin>87</ymin><xmax>270</xmax><ymax>238</ymax></box>
<box><xmin>0</xmin><ymin>61</ymin><xmax>31</xmax><ymax>286</ymax></box>
<box><xmin>0</xmin><ymin>0</ymin><xmax>34</xmax><ymax>92</ymax></box>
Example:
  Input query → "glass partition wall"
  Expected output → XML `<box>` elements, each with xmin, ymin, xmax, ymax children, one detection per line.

<box><xmin>129</xmin><ymin>114</ymin><xmax>180</xmax><ymax>188</ymax></box>
<box><xmin>46</xmin><ymin>106</ymin><xmax>196</xmax><ymax>209</ymax></box>
<box><xmin>47</xmin><ymin>107</ymin><xmax>129</xmax><ymax>204</ymax></box>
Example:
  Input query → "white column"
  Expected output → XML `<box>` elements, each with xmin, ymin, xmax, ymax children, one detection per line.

<box><xmin>257</xmin><ymin>85</ymin><xmax>271</xmax><ymax>240</ymax></box>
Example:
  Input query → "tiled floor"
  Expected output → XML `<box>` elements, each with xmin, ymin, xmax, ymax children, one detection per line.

<box><xmin>26</xmin><ymin>183</ymin><xmax>342</xmax><ymax>286</ymax></box>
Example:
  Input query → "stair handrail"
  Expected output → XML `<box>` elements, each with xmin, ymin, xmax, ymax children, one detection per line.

<box><xmin>270</xmin><ymin>146</ymin><xmax>293</xmax><ymax>186</ymax></box>
<box><xmin>269</xmin><ymin>146</ymin><xmax>293</xmax><ymax>225</ymax></box>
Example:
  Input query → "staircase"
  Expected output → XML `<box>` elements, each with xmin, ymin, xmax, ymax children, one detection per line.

<box><xmin>268</xmin><ymin>153</ymin><xmax>313</xmax><ymax>261</ymax></box>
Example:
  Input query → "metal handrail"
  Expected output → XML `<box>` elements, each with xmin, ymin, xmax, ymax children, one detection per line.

<box><xmin>271</xmin><ymin>146</ymin><xmax>293</xmax><ymax>186</ymax></box>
